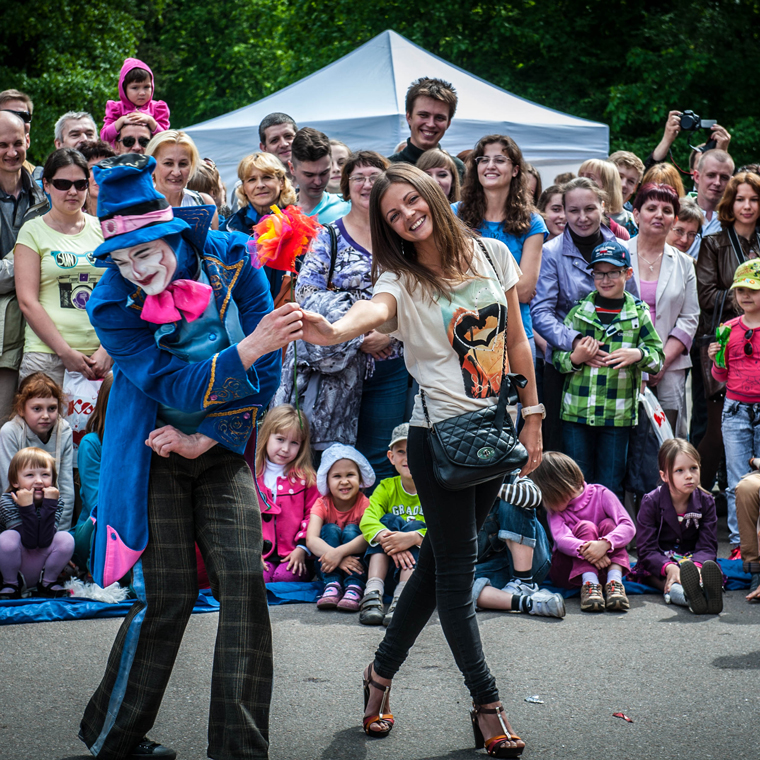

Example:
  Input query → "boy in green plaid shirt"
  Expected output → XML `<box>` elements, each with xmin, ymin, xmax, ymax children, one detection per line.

<box><xmin>553</xmin><ymin>241</ymin><xmax>664</xmax><ymax>498</ymax></box>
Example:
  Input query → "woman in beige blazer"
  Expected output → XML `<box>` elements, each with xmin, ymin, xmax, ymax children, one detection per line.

<box><xmin>630</xmin><ymin>183</ymin><xmax>699</xmax><ymax>436</ymax></box>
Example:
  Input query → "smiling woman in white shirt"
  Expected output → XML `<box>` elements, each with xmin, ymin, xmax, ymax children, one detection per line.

<box><xmin>303</xmin><ymin>163</ymin><xmax>541</xmax><ymax>758</ymax></box>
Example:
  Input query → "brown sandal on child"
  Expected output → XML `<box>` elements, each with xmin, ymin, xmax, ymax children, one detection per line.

<box><xmin>362</xmin><ymin>664</ymin><xmax>394</xmax><ymax>738</ymax></box>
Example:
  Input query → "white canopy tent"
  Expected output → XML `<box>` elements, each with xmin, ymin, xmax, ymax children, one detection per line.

<box><xmin>185</xmin><ymin>30</ymin><xmax>609</xmax><ymax>191</ymax></box>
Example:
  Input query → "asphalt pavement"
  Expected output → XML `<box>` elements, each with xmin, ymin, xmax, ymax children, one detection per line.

<box><xmin>1</xmin><ymin>570</ymin><xmax>758</xmax><ymax>760</ymax></box>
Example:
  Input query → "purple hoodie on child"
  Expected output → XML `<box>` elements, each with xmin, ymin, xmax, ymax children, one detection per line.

<box><xmin>101</xmin><ymin>58</ymin><xmax>170</xmax><ymax>145</ymax></box>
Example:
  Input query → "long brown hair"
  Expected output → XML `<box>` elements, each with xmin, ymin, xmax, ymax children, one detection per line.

<box><xmin>255</xmin><ymin>405</ymin><xmax>316</xmax><ymax>486</ymax></box>
<box><xmin>717</xmin><ymin>171</ymin><xmax>760</xmax><ymax>226</ymax></box>
<box><xmin>457</xmin><ymin>134</ymin><xmax>534</xmax><ymax>236</ymax></box>
<box><xmin>369</xmin><ymin>163</ymin><xmax>478</xmax><ymax>299</ymax></box>
<box><xmin>85</xmin><ymin>373</ymin><xmax>113</xmax><ymax>442</ymax></box>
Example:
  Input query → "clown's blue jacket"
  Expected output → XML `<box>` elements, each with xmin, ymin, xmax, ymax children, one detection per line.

<box><xmin>87</xmin><ymin>230</ymin><xmax>280</xmax><ymax>587</ymax></box>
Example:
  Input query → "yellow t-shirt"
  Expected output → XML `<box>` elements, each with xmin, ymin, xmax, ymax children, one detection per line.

<box><xmin>14</xmin><ymin>214</ymin><xmax>104</xmax><ymax>354</ymax></box>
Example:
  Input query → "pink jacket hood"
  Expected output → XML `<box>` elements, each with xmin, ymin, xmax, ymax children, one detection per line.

<box><xmin>118</xmin><ymin>57</ymin><xmax>155</xmax><ymax>108</ymax></box>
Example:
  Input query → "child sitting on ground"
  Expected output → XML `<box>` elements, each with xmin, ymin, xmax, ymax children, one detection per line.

<box><xmin>306</xmin><ymin>444</ymin><xmax>374</xmax><ymax>612</ymax></box>
<box><xmin>100</xmin><ymin>57</ymin><xmax>170</xmax><ymax>146</ymax></box>
<box><xmin>635</xmin><ymin>438</ymin><xmax>722</xmax><ymax>614</ymax></box>
<box><xmin>0</xmin><ymin>373</ymin><xmax>74</xmax><ymax>531</ymax></box>
<box><xmin>255</xmin><ymin>405</ymin><xmax>319</xmax><ymax>583</ymax></box>
<box><xmin>0</xmin><ymin>447</ymin><xmax>74</xmax><ymax>598</ymax></box>
<box><xmin>553</xmin><ymin>241</ymin><xmax>663</xmax><ymax>499</ymax></box>
<box><xmin>359</xmin><ymin>424</ymin><xmax>425</xmax><ymax>627</ymax></box>
<box><xmin>473</xmin><ymin>473</ymin><xmax>566</xmax><ymax>618</ymax></box>
<box><xmin>531</xmin><ymin>451</ymin><xmax>636</xmax><ymax>613</ymax></box>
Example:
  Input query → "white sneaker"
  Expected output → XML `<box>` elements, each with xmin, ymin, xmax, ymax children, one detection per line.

<box><xmin>502</xmin><ymin>580</ymin><xmax>539</xmax><ymax>597</ymax></box>
<box><xmin>528</xmin><ymin>589</ymin><xmax>566</xmax><ymax>618</ymax></box>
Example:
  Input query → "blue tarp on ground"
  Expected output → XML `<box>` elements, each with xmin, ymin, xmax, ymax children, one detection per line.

<box><xmin>0</xmin><ymin>582</ymin><xmax>323</xmax><ymax>626</ymax></box>
<box><xmin>0</xmin><ymin>562</ymin><xmax>750</xmax><ymax>625</ymax></box>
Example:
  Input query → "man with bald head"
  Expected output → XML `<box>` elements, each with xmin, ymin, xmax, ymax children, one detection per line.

<box><xmin>0</xmin><ymin>111</ymin><xmax>48</xmax><ymax>419</ymax></box>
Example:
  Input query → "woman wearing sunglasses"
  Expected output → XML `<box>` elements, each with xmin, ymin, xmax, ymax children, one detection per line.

<box><xmin>146</xmin><ymin>129</ymin><xmax>219</xmax><ymax>230</ymax></box>
<box><xmin>697</xmin><ymin>170</ymin><xmax>760</xmax><ymax>557</ymax></box>
<box><xmin>13</xmin><ymin>148</ymin><xmax>111</xmax><ymax>384</ymax></box>
<box><xmin>275</xmin><ymin>151</ymin><xmax>409</xmax><ymax>481</ymax></box>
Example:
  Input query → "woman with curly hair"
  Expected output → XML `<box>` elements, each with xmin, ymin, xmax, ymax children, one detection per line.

<box><xmin>223</xmin><ymin>151</ymin><xmax>299</xmax><ymax>305</ymax></box>
<box><xmin>455</xmin><ymin>135</ymin><xmax>547</xmax><ymax>360</ymax></box>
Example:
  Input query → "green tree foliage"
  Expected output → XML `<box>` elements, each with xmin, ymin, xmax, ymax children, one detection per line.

<box><xmin>0</xmin><ymin>0</ymin><xmax>140</xmax><ymax>164</ymax></box>
<box><xmin>2</xmin><ymin>0</ymin><xmax>759</xmax><ymax>168</ymax></box>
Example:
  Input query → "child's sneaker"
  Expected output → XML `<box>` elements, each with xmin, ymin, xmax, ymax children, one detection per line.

<box><xmin>604</xmin><ymin>580</ymin><xmax>629</xmax><ymax>611</ymax></box>
<box><xmin>336</xmin><ymin>585</ymin><xmax>363</xmax><ymax>612</ymax></box>
<box><xmin>317</xmin><ymin>582</ymin><xmax>343</xmax><ymax>610</ymax></box>
<box><xmin>383</xmin><ymin>595</ymin><xmax>399</xmax><ymax>627</ymax></box>
<box><xmin>502</xmin><ymin>579</ymin><xmax>539</xmax><ymax>597</ymax></box>
<box><xmin>528</xmin><ymin>589</ymin><xmax>566</xmax><ymax>618</ymax></box>
<box><xmin>680</xmin><ymin>560</ymin><xmax>708</xmax><ymax>614</ymax></box>
<box><xmin>359</xmin><ymin>590</ymin><xmax>385</xmax><ymax>625</ymax></box>
<box><xmin>580</xmin><ymin>581</ymin><xmax>605</xmax><ymax>612</ymax></box>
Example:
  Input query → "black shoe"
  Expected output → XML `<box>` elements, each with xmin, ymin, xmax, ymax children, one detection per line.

<box><xmin>130</xmin><ymin>738</ymin><xmax>177</xmax><ymax>758</ymax></box>
<box><xmin>680</xmin><ymin>560</ymin><xmax>708</xmax><ymax>615</ymax></box>
<box><xmin>701</xmin><ymin>560</ymin><xmax>724</xmax><ymax>615</ymax></box>
<box><xmin>359</xmin><ymin>589</ymin><xmax>385</xmax><ymax>625</ymax></box>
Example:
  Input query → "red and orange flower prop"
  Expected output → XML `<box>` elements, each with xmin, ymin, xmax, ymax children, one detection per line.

<box><xmin>248</xmin><ymin>204</ymin><xmax>320</xmax><ymax>273</ymax></box>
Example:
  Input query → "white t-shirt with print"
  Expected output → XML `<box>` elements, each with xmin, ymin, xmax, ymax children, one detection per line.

<box><xmin>374</xmin><ymin>237</ymin><xmax>521</xmax><ymax>426</ymax></box>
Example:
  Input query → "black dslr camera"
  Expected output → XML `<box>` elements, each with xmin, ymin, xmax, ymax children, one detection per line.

<box><xmin>679</xmin><ymin>110</ymin><xmax>718</xmax><ymax>151</ymax></box>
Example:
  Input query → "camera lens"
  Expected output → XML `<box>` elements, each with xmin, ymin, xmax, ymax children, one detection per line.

<box><xmin>679</xmin><ymin>111</ymin><xmax>699</xmax><ymax>131</ymax></box>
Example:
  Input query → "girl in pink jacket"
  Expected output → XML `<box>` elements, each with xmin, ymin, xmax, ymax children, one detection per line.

<box><xmin>531</xmin><ymin>452</ymin><xmax>635</xmax><ymax>614</ymax></box>
<box><xmin>101</xmin><ymin>57</ymin><xmax>170</xmax><ymax>145</ymax></box>
<box><xmin>255</xmin><ymin>405</ymin><xmax>319</xmax><ymax>583</ymax></box>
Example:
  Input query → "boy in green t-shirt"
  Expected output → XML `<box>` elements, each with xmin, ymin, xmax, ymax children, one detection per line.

<box><xmin>359</xmin><ymin>423</ymin><xmax>425</xmax><ymax>626</ymax></box>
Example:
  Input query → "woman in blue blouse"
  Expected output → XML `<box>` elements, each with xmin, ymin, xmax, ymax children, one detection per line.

<box><xmin>455</xmin><ymin>135</ymin><xmax>548</xmax><ymax>361</ymax></box>
<box><xmin>275</xmin><ymin>151</ymin><xmax>408</xmax><ymax>480</ymax></box>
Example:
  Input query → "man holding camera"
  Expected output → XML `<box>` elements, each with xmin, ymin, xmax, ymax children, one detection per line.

<box><xmin>646</xmin><ymin>110</ymin><xmax>733</xmax><ymax>258</ymax></box>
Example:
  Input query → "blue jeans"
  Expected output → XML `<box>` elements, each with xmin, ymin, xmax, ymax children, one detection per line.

<box><xmin>563</xmin><ymin>422</ymin><xmax>630</xmax><ymax>500</ymax></box>
<box><xmin>356</xmin><ymin>357</ymin><xmax>409</xmax><ymax>487</ymax></box>
<box><xmin>365</xmin><ymin>514</ymin><xmax>426</xmax><ymax>580</ymax></box>
<box><xmin>721</xmin><ymin>399</ymin><xmax>760</xmax><ymax>545</ymax></box>
<box><xmin>317</xmin><ymin>523</ymin><xmax>366</xmax><ymax>589</ymax></box>
<box><xmin>473</xmin><ymin>499</ymin><xmax>551</xmax><ymax>602</ymax></box>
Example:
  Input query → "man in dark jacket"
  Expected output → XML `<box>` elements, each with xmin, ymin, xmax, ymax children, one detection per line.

<box><xmin>388</xmin><ymin>77</ymin><xmax>465</xmax><ymax>181</ymax></box>
<box><xmin>0</xmin><ymin>110</ymin><xmax>48</xmax><ymax>420</ymax></box>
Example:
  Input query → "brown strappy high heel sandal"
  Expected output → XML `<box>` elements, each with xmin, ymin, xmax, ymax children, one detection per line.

<box><xmin>362</xmin><ymin>664</ymin><xmax>394</xmax><ymax>738</ymax></box>
<box><xmin>471</xmin><ymin>703</ymin><xmax>524</xmax><ymax>758</ymax></box>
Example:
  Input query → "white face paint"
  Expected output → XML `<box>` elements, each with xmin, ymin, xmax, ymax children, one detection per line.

<box><xmin>110</xmin><ymin>238</ymin><xmax>177</xmax><ymax>295</ymax></box>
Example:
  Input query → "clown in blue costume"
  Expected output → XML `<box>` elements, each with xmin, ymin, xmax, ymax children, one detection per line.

<box><xmin>78</xmin><ymin>154</ymin><xmax>305</xmax><ymax>760</ymax></box>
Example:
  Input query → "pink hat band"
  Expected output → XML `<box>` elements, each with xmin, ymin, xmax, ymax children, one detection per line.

<box><xmin>101</xmin><ymin>206</ymin><xmax>175</xmax><ymax>240</ymax></box>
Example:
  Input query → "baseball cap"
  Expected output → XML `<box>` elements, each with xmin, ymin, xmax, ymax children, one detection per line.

<box><xmin>388</xmin><ymin>423</ymin><xmax>409</xmax><ymax>449</ymax></box>
<box><xmin>587</xmin><ymin>241</ymin><xmax>631</xmax><ymax>269</ymax></box>
<box><xmin>730</xmin><ymin>259</ymin><xmax>760</xmax><ymax>291</ymax></box>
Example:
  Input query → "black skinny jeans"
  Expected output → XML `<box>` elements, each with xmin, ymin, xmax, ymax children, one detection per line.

<box><xmin>374</xmin><ymin>425</ymin><xmax>503</xmax><ymax>705</ymax></box>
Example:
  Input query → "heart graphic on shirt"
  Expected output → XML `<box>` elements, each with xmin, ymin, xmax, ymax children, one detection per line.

<box><xmin>448</xmin><ymin>302</ymin><xmax>507</xmax><ymax>399</ymax></box>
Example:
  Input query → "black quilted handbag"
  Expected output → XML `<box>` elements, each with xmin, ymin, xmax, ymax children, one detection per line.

<box><xmin>421</xmin><ymin>373</ymin><xmax>529</xmax><ymax>491</ymax></box>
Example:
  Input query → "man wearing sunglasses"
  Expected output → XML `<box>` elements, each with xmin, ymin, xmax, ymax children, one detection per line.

<box><xmin>114</xmin><ymin>122</ymin><xmax>152</xmax><ymax>156</ymax></box>
<box><xmin>0</xmin><ymin>109</ymin><xmax>49</xmax><ymax>420</ymax></box>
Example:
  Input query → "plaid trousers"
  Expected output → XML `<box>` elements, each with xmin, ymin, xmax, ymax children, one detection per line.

<box><xmin>80</xmin><ymin>447</ymin><xmax>273</xmax><ymax>759</ymax></box>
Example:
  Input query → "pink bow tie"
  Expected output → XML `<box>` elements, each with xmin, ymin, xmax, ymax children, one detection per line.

<box><xmin>140</xmin><ymin>279</ymin><xmax>213</xmax><ymax>324</ymax></box>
